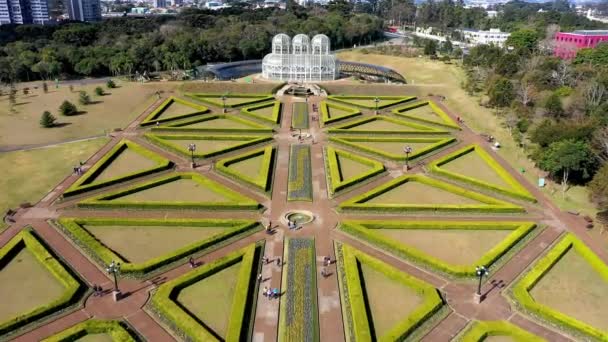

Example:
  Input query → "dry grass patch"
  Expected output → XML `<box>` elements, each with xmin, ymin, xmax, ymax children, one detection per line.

<box><xmin>441</xmin><ymin>150</ymin><xmax>511</xmax><ymax>189</ymax></box>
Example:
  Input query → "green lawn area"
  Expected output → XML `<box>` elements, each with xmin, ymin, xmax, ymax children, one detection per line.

<box><xmin>367</xmin><ymin>182</ymin><xmax>479</xmax><ymax>205</ymax></box>
<box><xmin>336</xmin><ymin>51</ymin><xmax>595</xmax><ymax>217</ymax></box>
<box><xmin>0</xmin><ymin>81</ymin><xmax>176</xmax><ymax>147</ymax></box>
<box><xmin>177</xmin><ymin>261</ymin><xmax>241</xmax><ymax>338</ymax></box>
<box><xmin>119</xmin><ymin>179</ymin><xmax>230</xmax><ymax>202</ymax></box>
<box><xmin>77</xmin><ymin>334</ymin><xmax>114</xmax><ymax>342</ymax></box>
<box><xmin>441</xmin><ymin>150</ymin><xmax>510</xmax><ymax>188</ymax></box>
<box><xmin>336</xmin><ymin>154</ymin><xmax>371</xmax><ymax>180</ymax></box>
<box><xmin>397</xmin><ymin>106</ymin><xmax>443</xmax><ymax>124</ymax></box>
<box><xmin>227</xmin><ymin>154</ymin><xmax>264</xmax><ymax>176</ymax></box>
<box><xmin>358</xmin><ymin>263</ymin><xmax>423</xmax><ymax>337</ymax></box>
<box><xmin>93</xmin><ymin>148</ymin><xmax>157</xmax><ymax>183</ymax></box>
<box><xmin>83</xmin><ymin>225</ymin><xmax>227</xmax><ymax>263</ymax></box>
<box><xmin>355</xmin><ymin>141</ymin><xmax>435</xmax><ymax>155</ymax></box>
<box><xmin>185</xmin><ymin>118</ymin><xmax>255</xmax><ymax>129</ymax></box>
<box><xmin>248</xmin><ymin>105</ymin><xmax>274</xmax><ymax>117</ymax></box>
<box><xmin>157</xmin><ymin>101</ymin><xmax>201</xmax><ymax>119</ymax></box>
<box><xmin>0</xmin><ymin>247</ymin><xmax>67</xmax><ymax>323</ymax></box>
<box><xmin>0</xmin><ymin>137</ymin><xmax>108</xmax><ymax>213</ymax></box>
<box><xmin>328</xmin><ymin>106</ymin><xmax>355</xmax><ymax>118</ymax></box>
<box><xmin>166</xmin><ymin>139</ymin><xmax>246</xmax><ymax>155</ymax></box>
<box><xmin>529</xmin><ymin>248</ymin><xmax>608</xmax><ymax>331</ymax></box>
<box><xmin>375</xmin><ymin>229</ymin><xmax>512</xmax><ymax>265</ymax></box>
<box><xmin>350</xmin><ymin>119</ymin><xmax>409</xmax><ymax>131</ymax></box>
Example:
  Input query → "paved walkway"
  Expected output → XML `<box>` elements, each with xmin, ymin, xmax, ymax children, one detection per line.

<box><xmin>1</xmin><ymin>91</ymin><xmax>599</xmax><ymax>342</ymax></box>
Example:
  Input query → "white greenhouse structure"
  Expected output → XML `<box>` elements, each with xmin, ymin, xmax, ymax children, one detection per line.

<box><xmin>262</xmin><ymin>33</ymin><xmax>337</xmax><ymax>82</ymax></box>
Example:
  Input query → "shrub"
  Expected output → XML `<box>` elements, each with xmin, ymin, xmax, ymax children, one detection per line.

<box><xmin>319</xmin><ymin>101</ymin><xmax>361</xmax><ymax>125</ymax></box>
<box><xmin>216</xmin><ymin>145</ymin><xmax>275</xmax><ymax>192</ymax></box>
<box><xmin>458</xmin><ymin>321</ymin><xmax>545</xmax><ymax>342</ymax></box>
<box><xmin>94</xmin><ymin>86</ymin><xmax>104</xmax><ymax>96</ymax></box>
<box><xmin>328</xmin><ymin>116</ymin><xmax>446</xmax><ymax>135</ymax></box>
<box><xmin>324</xmin><ymin>146</ymin><xmax>384</xmax><ymax>194</ymax></box>
<box><xmin>40</xmin><ymin>111</ymin><xmax>56</xmax><ymax>128</ymax></box>
<box><xmin>327</xmin><ymin>95</ymin><xmax>416</xmax><ymax>110</ymax></box>
<box><xmin>59</xmin><ymin>100</ymin><xmax>78</xmax><ymax>116</ymax></box>
<box><xmin>106</xmin><ymin>79</ymin><xmax>116</xmax><ymax>88</ymax></box>
<box><xmin>42</xmin><ymin>320</ymin><xmax>137</xmax><ymax>342</ymax></box>
<box><xmin>78</xmin><ymin>91</ymin><xmax>91</xmax><ymax>105</ymax></box>
<box><xmin>391</xmin><ymin>100</ymin><xmax>460</xmax><ymax>129</ymax></box>
<box><xmin>329</xmin><ymin>136</ymin><xmax>456</xmax><ymax>162</ymax></box>
<box><xmin>240</xmin><ymin>101</ymin><xmax>282</xmax><ymax>124</ymax></box>
<box><xmin>144</xmin><ymin>133</ymin><xmax>273</xmax><ymax>159</ymax></box>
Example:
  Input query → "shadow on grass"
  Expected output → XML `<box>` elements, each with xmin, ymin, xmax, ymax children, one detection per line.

<box><xmin>53</xmin><ymin>122</ymin><xmax>72</xmax><ymax>128</ymax></box>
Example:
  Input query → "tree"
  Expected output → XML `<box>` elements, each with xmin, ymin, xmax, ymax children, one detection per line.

<box><xmin>589</xmin><ymin>164</ymin><xmax>608</xmax><ymax>209</ymax></box>
<box><xmin>496</xmin><ymin>54</ymin><xmax>519</xmax><ymax>77</ymax></box>
<box><xmin>106</xmin><ymin>79</ymin><xmax>116</xmax><ymax>88</ymax></box>
<box><xmin>40</xmin><ymin>111</ymin><xmax>56</xmax><ymax>128</ymax></box>
<box><xmin>595</xmin><ymin>209</ymin><xmax>608</xmax><ymax>234</ymax></box>
<box><xmin>544</xmin><ymin>92</ymin><xmax>565</xmax><ymax>118</ymax></box>
<box><xmin>516</xmin><ymin>79</ymin><xmax>535</xmax><ymax>107</ymax></box>
<box><xmin>59</xmin><ymin>100</ymin><xmax>78</xmax><ymax>116</ymax></box>
<box><xmin>79</xmin><ymin>91</ymin><xmax>91</xmax><ymax>105</ymax></box>
<box><xmin>505</xmin><ymin>29</ymin><xmax>539</xmax><ymax>52</ymax></box>
<box><xmin>42</xmin><ymin>82</ymin><xmax>48</xmax><ymax>93</ymax></box>
<box><xmin>22</xmin><ymin>87</ymin><xmax>29</xmax><ymax>95</ymax></box>
<box><xmin>423</xmin><ymin>40</ymin><xmax>437</xmax><ymax>56</ymax></box>
<box><xmin>537</xmin><ymin>139</ymin><xmax>597</xmax><ymax>198</ymax></box>
<box><xmin>94</xmin><ymin>86</ymin><xmax>104</xmax><ymax>96</ymax></box>
<box><xmin>488</xmin><ymin>77</ymin><xmax>514</xmax><ymax>107</ymax></box>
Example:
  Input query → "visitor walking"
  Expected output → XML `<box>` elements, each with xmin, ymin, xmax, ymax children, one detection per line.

<box><xmin>276</xmin><ymin>257</ymin><xmax>281</xmax><ymax>266</ymax></box>
<box><xmin>258</xmin><ymin>273</ymin><xmax>262</xmax><ymax>282</ymax></box>
<box><xmin>188</xmin><ymin>257</ymin><xmax>195</xmax><ymax>268</ymax></box>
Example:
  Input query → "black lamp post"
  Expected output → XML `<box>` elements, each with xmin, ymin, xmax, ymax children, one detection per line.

<box><xmin>475</xmin><ymin>265</ymin><xmax>488</xmax><ymax>296</ymax></box>
<box><xmin>188</xmin><ymin>143</ymin><xmax>196</xmax><ymax>168</ymax></box>
<box><xmin>404</xmin><ymin>146</ymin><xmax>413</xmax><ymax>170</ymax></box>
<box><xmin>374</xmin><ymin>97</ymin><xmax>380</xmax><ymax>115</ymax></box>
<box><xmin>106</xmin><ymin>260</ymin><xmax>121</xmax><ymax>292</ymax></box>
<box><xmin>221</xmin><ymin>95</ymin><xmax>227</xmax><ymax>113</ymax></box>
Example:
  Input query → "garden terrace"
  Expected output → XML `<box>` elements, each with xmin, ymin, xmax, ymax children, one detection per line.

<box><xmin>455</xmin><ymin>321</ymin><xmax>546</xmax><ymax>342</ymax></box>
<box><xmin>41</xmin><ymin>320</ymin><xmax>140</xmax><ymax>342</ymax></box>
<box><xmin>319</xmin><ymin>101</ymin><xmax>361</xmax><ymax>126</ymax></box>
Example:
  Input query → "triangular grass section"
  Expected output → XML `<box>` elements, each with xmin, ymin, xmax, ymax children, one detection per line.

<box><xmin>513</xmin><ymin>233</ymin><xmax>608</xmax><ymax>340</ymax></box>
<box><xmin>392</xmin><ymin>101</ymin><xmax>460</xmax><ymax>129</ymax></box>
<box><xmin>216</xmin><ymin>145</ymin><xmax>275</xmax><ymax>193</ymax></box>
<box><xmin>240</xmin><ymin>101</ymin><xmax>282</xmax><ymax>124</ymax></box>
<box><xmin>328</xmin><ymin>116</ymin><xmax>447</xmax><ymax>135</ymax></box>
<box><xmin>140</xmin><ymin>96</ymin><xmax>209</xmax><ymax>126</ymax></box>
<box><xmin>340</xmin><ymin>220</ymin><xmax>535</xmax><ymax>277</ymax></box>
<box><xmin>185</xmin><ymin>93</ymin><xmax>274</xmax><ymax>108</ymax></box>
<box><xmin>339</xmin><ymin>243</ymin><xmax>443</xmax><ymax>341</ymax></box>
<box><xmin>56</xmin><ymin>218</ymin><xmax>259</xmax><ymax>275</ymax></box>
<box><xmin>324</xmin><ymin>146</ymin><xmax>384</xmax><ymax>195</ymax></box>
<box><xmin>329</xmin><ymin>136</ymin><xmax>455</xmax><ymax>162</ymax></box>
<box><xmin>63</xmin><ymin>140</ymin><xmax>173</xmax><ymax>198</ymax></box>
<box><xmin>151</xmin><ymin>243</ymin><xmax>260</xmax><ymax>341</ymax></box>
<box><xmin>429</xmin><ymin>145</ymin><xmax>536</xmax><ymax>202</ymax></box>
<box><xmin>41</xmin><ymin>320</ymin><xmax>138</xmax><ymax>342</ymax></box>
<box><xmin>328</xmin><ymin>95</ymin><xmax>417</xmax><ymax>110</ymax></box>
<box><xmin>339</xmin><ymin>174</ymin><xmax>524</xmax><ymax>213</ymax></box>
<box><xmin>320</xmin><ymin>101</ymin><xmax>361</xmax><ymax>126</ymax></box>
<box><xmin>458</xmin><ymin>321</ymin><xmax>546</xmax><ymax>342</ymax></box>
<box><xmin>0</xmin><ymin>230</ymin><xmax>82</xmax><ymax>335</ymax></box>
<box><xmin>144</xmin><ymin>133</ymin><xmax>272</xmax><ymax>159</ymax></box>
<box><xmin>151</xmin><ymin>114</ymin><xmax>273</xmax><ymax>134</ymax></box>
<box><xmin>78</xmin><ymin>172</ymin><xmax>260</xmax><ymax>210</ymax></box>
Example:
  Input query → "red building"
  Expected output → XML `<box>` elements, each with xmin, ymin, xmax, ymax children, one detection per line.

<box><xmin>554</xmin><ymin>30</ymin><xmax>608</xmax><ymax>59</ymax></box>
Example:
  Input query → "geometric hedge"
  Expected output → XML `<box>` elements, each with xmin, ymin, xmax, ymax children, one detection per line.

<box><xmin>140</xmin><ymin>96</ymin><xmax>209</xmax><ymax>126</ymax></box>
<box><xmin>324</xmin><ymin>146</ymin><xmax>385</xmax><ymax>195</ymax></box>
<box><xmin>327</xmin><ymin>95</ymin><xmax>417</xmax><ymax>110</ymax></box>
<box><xmin>340</xmin><ymin>220</ymin><xmax>536</xmax><ymax>277</ymax></box>
<box><xmin>215</xmin><ymin>145</ymin><xmax>276</xmax><ymax>193</ymax></box>
<box><xmin>41</xmin><ymin>320</ymin><xmax>139</xmax><ymax>342</ymax></box>
<box><xmin>319</xmin><ymin>101</ymin><xmax>361</xmax><ymax>126</ymax></box>
<box><xmin>144</xmin><ymin>133</ymin><xmax>273</xmax><ymax>159</ymax></box>
<box><xmin>391</xmin><ymin>100</ymin><xmax>460</xmax><ymax>129</ymax></box>
<box><xmin>328</xmin><ymin>116</ymin><xmax>448</xmax><ymax>135</ymax></box>
<box><xmin>240</xmin><ymin>101</ymin><xmax>282</xmax><ymax>124</ymax></box>
<box><xmin>329</xmin><ymin>136</ymin><xmax>456</xmax><ymax>162</ymax></box>
<box><xmin>457</xmin><ymin>320</ymin><xmax>546</xmax><ymax>342</ymax></box>
<box><xmin>185</xmin><ymin>93</ymin><xmax>274</xmax><ymax>108</ymax></box>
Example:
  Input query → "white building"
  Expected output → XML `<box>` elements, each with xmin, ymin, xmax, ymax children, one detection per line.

<box><xmin>461</xmin><ymin>28</ymin><xmax>510</xmax><ymax>47</ymax></box>
<box><xmin>262</xmin><ymin>33</ymin><xmax>337</xmax><ymax>82</ymax></box>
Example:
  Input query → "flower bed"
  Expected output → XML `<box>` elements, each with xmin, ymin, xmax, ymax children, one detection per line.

<box><xmin>288</xmin><ymin>145</ymin><xmax>313</xmax><ymax>201</ymax></box>
<box><xmin>292</xmin><ymin>102</ymin><xmax>309</xmax><ymax>129</ymax></box>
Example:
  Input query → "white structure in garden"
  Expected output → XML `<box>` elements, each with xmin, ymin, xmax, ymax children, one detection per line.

<box><xmin>262</xmin><ymin>33</ymin><xmax>337</xmax><ymax>82</ymax></box>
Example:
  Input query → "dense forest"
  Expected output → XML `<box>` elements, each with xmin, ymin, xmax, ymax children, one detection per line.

<box><xmin>0</xmin><ymin>4</ymin><xmax>384</xmax><ymax>83</ymax></box>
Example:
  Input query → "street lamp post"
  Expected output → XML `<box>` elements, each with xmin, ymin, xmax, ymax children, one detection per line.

<box><xmin>106</xmin><ymin>260</ymin><xmax>121</xmax><ymax>301</ymax></box>
<box><xmin>475</xmin><ymin>265</ymin><xmax>488</xmax><ymax>303</ymax></box>
<box><xmin>374</xmin><ymin>97</ymin><xmax>380</xmax><ymax>115</ymax></box>
<box><xmin>403</xmin><ymin>146</ymin><xmax>413</xmax><ymax>170</ymax></box>
<box><xmin>221</xmin><ymin>95</ymin><xmax>227</xmax><ymax>113</ymax></box>
<box><xmin>188</xmin><ymin>143</ymin><xmax>196</xmax><ymax>168</ymax></box>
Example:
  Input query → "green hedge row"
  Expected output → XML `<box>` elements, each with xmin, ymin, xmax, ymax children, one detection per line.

<box><xmin>329</xmin><ymin>136</ymin><xmax>456</xmax><ymax>162</ymax></box>
<box><xmin>458</xmin><ymin>320</ymin><xmax>546</xmax><ymax>342</ymax></box>
<box><xmin>151</xmin><ymin>114</ymin><xmax>274</xmax><ymax>134</ymax></box>
<box><xmin>391</xmin><ymin>100</ymin><xmax>461</xmax><ymax>129</ymax></box>
<box><xmin>78</xmin><ymin>172</ymin><xmax>260</xmax><ymax>210</ymax></box>
<box><xmin>42</xmin><ymin>320</ymin><xmax>138</xmax><ymax>342</ymax></box>
<box><xmin>140</xmin><ymin>96</ymin><xmax>209</xmax><ymax>126</ymax></box>
<box><xmin>512</xmin><ymin>233</ymin><xmax>608</xmax><ymax>341</ymax></box>
<box><xmin>341</xmin><ymin>220</ymin><xmax>536</xmax><ymax>277</ymax></box>
<box><xmin>216</xmin><ymin>145</ymin><xmax>275</xmax><ymax>192</ymax></box>
<box><xmin>340</xmin><ymin>243</ymin><xmax>443</xmax><ymax>341</ymax></box>
<box><xmin>185</xmin><ymin>93</ymin><xmax>274</xmax><ymax>108</ymax></box>
<box><xmin>319</xmin><ymin>101</ymin><xmax>361</xmax><ymax>126</ymax></box>
<box><xmin>144</xmin><ymin>133</ymin><xmax>273</xmax><ymax>159</ymax></box>
<box><xmin>339</xmin><ymin>174</ymin><xmax>524</xmax><ymax>213</ymax></box>
<box><xmin>56</xmin><ymin>217</ymin><xmax>260</xmax><ymax>276</ymax></box>
<box><xmin>63</xmin><ymin>139</ymin><xmax>174</xmax><ymax>198</ymax></box>
<box><xmin>327</xmin><ymin>95</ymin><xmax>417</xmax><ymax>109</ymax></box>
<box><xmin>0</xmin><ymin>230</ymin><xmax>83</xmax><ymax>335</ymax></box>
<box><xmin>324</xmin><ymin>146</ymin><xmax>384</xmax><ymax>194</ymax></box>
<box><xmin>429</xmin><ymin>144</ymin><xmax>536</xmax><ymax>202</ymax></box>
<box><xmin>150</xmin><ymin>243</ymin><xmax>258</xmax><ymax>341</ymax></box>
<box><xmin>240</xmin><ymin>101</ymin><xmax>282</xmax><ymax>124</ymax></box>
<box><xmin>328</xmin><ymin>116</ymin><xmax>448</xmax><ymax>135</ymax></box>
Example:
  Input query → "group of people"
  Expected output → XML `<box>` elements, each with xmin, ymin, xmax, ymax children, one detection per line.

<box><xmin>287</xmin><ymin>220</ymin><xmax>298</xmax><ymax>230</ymax></box>
<box><xmin>262</xmin><ymin>286</ymin><xmax>280</xmax><ymax>299</ymax></box>
<box><xmin>92</xmin><ymin>284</ymin><xmax>103</xmax><ymax>297</ymax></box>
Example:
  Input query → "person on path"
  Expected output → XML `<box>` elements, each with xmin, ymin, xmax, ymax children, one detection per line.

<box><xmin>263</xmin><ymin>286</ymin><xmax>268</xmax><ymax>296</ymax></box>
<box><xmin>276</xmin><ymin>257</ymin><xmax>281</xmax><ymax>266</ymax></box>
<box><xmin>188</xmin><ymin>257</ymin><xmax>195</xmax><ymax>268</ymax></box>
<box><xmin>92</xmin><ymin>284</ymin><xmax>98</xmax><ymax>296</ymax></box>
<box><xmin>321</xmin><ymin>267</ymin><xmax>327</xmax><ymax>278</ymax></box>
<box><xmin>258</xmin><ymin>273</ymin><xmax>262</xmax><ymax>282</ymax></box>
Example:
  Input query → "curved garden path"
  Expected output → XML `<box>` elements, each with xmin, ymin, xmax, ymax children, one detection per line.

<box><xmin>1</xmin><ymin>87</ymin><xmax>603</xmax><ymax>342</ymax></box>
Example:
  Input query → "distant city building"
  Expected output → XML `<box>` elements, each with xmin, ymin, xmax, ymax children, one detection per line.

<box><xmin>130</xmin><ymin>6</ymin><xmax>147</xmax><ymax>14</ymax></box>
<box><xmin>152</xmin><ymin>0</ymin><xmax>166</xmax><ymax>7</ymax></box>
<box><xmin>0</xmin><ymin>0</ymin><xmax>50</xmax><ymax>24</ymax></box>
<box><xmin>461</xmin><ymin>28</ymin><xmax>510</xmax><ymax>47</ymax></box>
<box><xmin>67</xmin><ymin>0</ymin><xmax>101</xmax><ymax>21</ymax></box>
<box><xmin>204</xmin><ymin>1</ymin><xmax>227</xmax><ymax>9</ymax></box>
<box><xmin>554</xmin><ymin>30</ymin><xmax>608</xmax><ymax>59</ymax></box>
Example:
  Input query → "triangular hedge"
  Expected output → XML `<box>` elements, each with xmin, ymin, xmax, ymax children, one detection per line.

<box><xmin>328</xmin><ymin>116</ymin><xmax>447</xmax><ymax>135</ymax></box>
<box><xmin>328</xmin><ymin>95</ymin><xmax>417</xmax><ymax>110</ymax></box>
<box><xmin>185</xmin><ymin>93</ymin><xmax>274</xmax><ymax>108</ymax></box>
<box><xmin>216</xmin><ymin>145</ymin><xmax>276</xmax><ymax>192</ymax></box>
<box><xmin>329</xmin><ymin>136</ymin><xmax>455</xmax><ymax>162</ymax></box>
<box><xmin>324</xmin><ymin>146</ymin><xmax>384</xmax><ymax>195</ymax></box>
<box><xmin>140</xmin><ymin>96</ymin><xmax>209</xmax><ymax>126</ymax></box>
<box><xmin>240</xmin><ymin>101</ymin><xmax>282</xmax><ymax>124</ymax></box>
<box><xmin>320</xmin><ymin>101</ymin><xmax>361</xmax><ymax>125</ymax></box>
<box><xmin>151</xmin><ymin>114</ymin><xmax>273</xmax><ymax>134</ymax></box>
<box><xmin>144</xmin><ymin>133</ymin><xmax>272</xmax><ymax>159</ymax></box>
<box><xmin>392</xmin><ymin>101</ymin><xmax>460</xmax><ymax>129</ymax></box>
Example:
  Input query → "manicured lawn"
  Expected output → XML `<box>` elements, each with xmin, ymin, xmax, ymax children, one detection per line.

<box><xmin>78</xmin><ymin>334</ymin><xmax>114</xmax><ymax>342</ymax></box>
<box><xmin>375</xmin><ymin>229</ymin><xmax>512</xmax><ymax>265</ymax></box>
<box><xmin>327</xmin><ymin>106</ymin><xmax>355</xmax><ymax>119</ymax></box>
<box><xmin>0</xmin><ymin>137</ymin><xmax>108</xmax><ymax>213</ymax></box>
<box><xmin>157</xmin><ymin>101</ymin><xmax>201</xmax><ymax>119</ymax></box>
<box><xmin>227</xmin><ymin>154</ymin><xmax>264</xmax><ymax>175</ymax></box>
<box><xmin>165</xmin><ymin>139</ymin><xmax>246</xmax><ymax>155</ymax></box>
<box><xmin>177</xmin><ymin>261</ymin><xmax>242</xmax><ymax>338</ymax></box>
<box><xmin>336</xmin><ymin>154</ymin><xmax>370</xmax><ymax>180</ymax></box>
<box><xmin>248</xmin><ymin>105</ymin><xmax>274</xmax><ymax>117</ymax></box>
<box><xmin>93</xmin><ymin>149</ymin><xmax>157</xmax><ymax>182</ymax></box>
<box><xmin>180</xmin><ymin>82</ymin><xmax>278</xmax><ymax>94</ymax></box>
<box><xmin>354</xmin><ymin>141</ymin><xmax>435</xmax><ymax>155</ymax></box>
<box><xmin>292</xmin><ymin>102</ymin><xmax>309</xmax><ymax>129</ymax></box>
<box><xmin>441</xmin><ymin>150</ymin><xmax>510</xmax><ymax>188</ymax></box>
<box><xmin>397</xmin><ymin>106</ymin><xmax>443</xmax><ymax>124</ymax></box>
<box><xmin>529</xmin><ymin>248</ymin><xmax>608</xmax><ymax>331</ymax></box>
<box><xmin>359</xmin><ymin>263</ymin><xmax>423</xmax><ymax>337</ymax></box>
<box><xmin>185</xmin><ymin>118</ymin><xmax>255</xmax><ymax>129</ymax></box>
<box><xmin>119</xmin><ymin>179</ymin><xmax>230</xmax><ymax>202</ymax></box>
<box><xmin>366</xmin><ymin>182</ymin><xmax>480</xmax><ymax>205</ymax></box>
<box><xmin>0</xmin><ymin>81</ymin><xmax>176</xmax><ymax>147</ymax></box>
<box><xmin>83</xmin><ymin>225</ymin><xmax>227</xmax><ymax>263</ymax></box>
<box><xmin>350</xmin><ymin>120</ymin><xmax>410</xmax><ymax>131</ymax></box>
<box><xmin>0</xmin><ymin>247</ymin><xmax>67</xmax><ymax>323</ymax></box>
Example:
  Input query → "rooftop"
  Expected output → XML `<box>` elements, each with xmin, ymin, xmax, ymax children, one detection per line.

<box><xmin>569</xmin><ymin>30</ymin><xmax>608</xmax><ymax>36</ymax></box>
